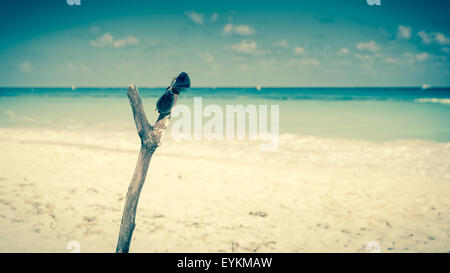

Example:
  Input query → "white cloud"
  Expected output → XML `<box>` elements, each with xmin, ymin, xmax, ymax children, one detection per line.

<box><xmin>385</xmin><ymin>57</ymin><xmax>399</xmax><ymax>64</ymax></box>
<box><xmin>418</xmin><ymin>31</ymin><xmax>450</xmax><ymax>45</ymax></box>
<box><xmin>397</xmin><ymin>25</ymin><xmax>411</xmax><ymax>39</ymax></box>
<box><xmin>294</xmin><ymin>46</ymin><xmax>305</xmax><ymax>55</ymax></box>
<box><xmin>66</xmin><ymin>62</ymin><xmax>89</xmax><ymax>72</ymax></box>
<box><xmin>231</xmin><ymin>40</ymin><xmax>258</xmax><ymax>54</ymax></box>
<box><xmin>416</xmin><ymin>52</ymin><xmax>429</xmax><ymax>61</ymax></box>
<box><xmin>418</xmin><ymin>31</ymin><xmax>431</xmax><ymax>44</ymax></box>
<box><xmin>403</xmin><ymin>52</ymin><xmax>416</xmax><ymax>65</ymax></box>
<box><xmin>300</xmin><ymin>58</ymin><xmax>320</xmax><ymax>67</ymax></box>
<box><xmin>185</xmin><ymin>11</ymin><xmax>204</xmax><ymax>25</ymax></box>
<box><xmin>198</xmin><ymin>52</ymin><xmax>222</xmax><ymax>70</ymax></box>
<box><xmin>338</xmin><ymin>47</ymin><xmax>349</xmax><ymax>55</ymax></box>
<box><xmin>198</xmin><ymin>52</ymin><xmax>215</xmax><ymax>63</ymax></box>
<box><xmin>90</xmin><ymin>33</ymin><xmax>139</xmax><ymax>48</ymax></box>
<box><xmin>19</xmin><ymin>61</ymin><xmax>33</xmax><ymax>72</ymax></box>
<box><xmin>273</xmin><ymin>40</ymin><xmax>289</xmax><ymax>48</ymax></box>
<box><xmin>222</xmin><ymin>24</ymin><xmax>255</xmax><ymax>36</ymax></box>
<box><xmin>435</xmin><ymin>33</ymin><xmax>450</xmax><ymax>45</ymax></box>
<box><xmin>210</xmin><ymin>12</ymin><xmax>219</xmax><ymax>22</ymax></box>
<box><xmin>356</xmin><ymin>40</ymin><xmax>380</xmax><ymax>52</ymax></box>
<box><xmin>403</xmin><ymin>52</ymin><xmax>431</xmax><ymax>64</ymax></box>
<box><xmin>354</xmin><ymin>53</ymin><xmax>374</xmax><ymax>68</ymax></box>
<box><xmin>355</xmin><ymin>53</ymin><xmax>372</xmax><ymax>61</ymax></box>
<box><xmin>288</xmin><ymin>58</ymin><xmax>320</xmax><ymax>67</ymax></box>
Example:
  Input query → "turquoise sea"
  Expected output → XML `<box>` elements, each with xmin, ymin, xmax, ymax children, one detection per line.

<box><xmin>0</xmin><ymin>87</ymin><xmax>449</xmax><ymax>142</ymax></box>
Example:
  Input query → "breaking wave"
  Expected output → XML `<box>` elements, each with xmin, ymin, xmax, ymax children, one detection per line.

<box><xmin>415</xmin><ymin>98</ymin><xmax>450</xmax><ymax>105</ymax></box>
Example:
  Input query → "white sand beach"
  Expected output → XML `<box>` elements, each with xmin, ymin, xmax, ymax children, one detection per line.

<box><xmin>0</xmin><ymin>128</ymin><xmax>449</xmax><ymax>253</ymax></box>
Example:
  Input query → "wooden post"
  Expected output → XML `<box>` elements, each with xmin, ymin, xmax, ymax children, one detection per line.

<box><xmin>116</xmin><ymin>84</ymin><xmax>171</xmax><ymax>253</ymax></box>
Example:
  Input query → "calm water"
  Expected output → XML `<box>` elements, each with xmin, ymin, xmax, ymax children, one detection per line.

<box><xmin>0</xmin><ymin>87</ymin><xmax>449</xmax><ymax>142</ymax></box>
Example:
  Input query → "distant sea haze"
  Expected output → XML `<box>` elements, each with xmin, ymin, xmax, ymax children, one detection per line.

<box><xmin>0</xmin><ymin>87</ymin><xmax>449</xmax><ymax>142</ymax></box>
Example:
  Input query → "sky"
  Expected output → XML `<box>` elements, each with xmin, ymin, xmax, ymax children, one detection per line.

<box><xmin>0</xmin><ymin>0</ymin><xmax>449</xmax><ymax>87</ymax></box>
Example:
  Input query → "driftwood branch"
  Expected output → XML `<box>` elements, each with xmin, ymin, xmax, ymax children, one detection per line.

<box><xmin>116</xmin><ymin>84</ymin><xmax>171</xmax><ymax>253</ymax></box>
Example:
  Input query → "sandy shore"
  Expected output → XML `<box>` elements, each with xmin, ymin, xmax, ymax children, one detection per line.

<box><xmin>0</xmin><ymin>129</ymin><xmax>449</xmax><ymax>252</ymax></box>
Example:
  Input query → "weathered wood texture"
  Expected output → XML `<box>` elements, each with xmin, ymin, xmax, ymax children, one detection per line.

<box><xmin>116</xmin><ymin>84</ymin><xmax>172</xmax><ymax>253</ymax></box>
